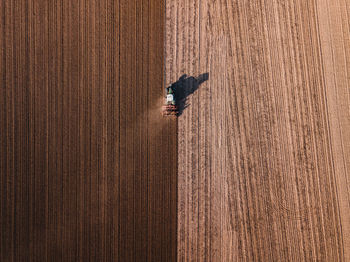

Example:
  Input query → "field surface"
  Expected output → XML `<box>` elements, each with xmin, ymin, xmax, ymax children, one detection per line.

<box><xmin>166</xmin><ymin>0</ymin><xmax>350</xmax><ymax>261</ymax></box>
<box><xmin>0</xmin><ymin>0</ymin><xmax>176</xmax><ymax>261</ymax></box>
<box><xmin>1</xmin><ymin>0</ymin><xmax>350</xmax><ymax>261</ymax></box>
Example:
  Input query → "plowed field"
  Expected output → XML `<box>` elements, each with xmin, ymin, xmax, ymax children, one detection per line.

<box><xmin>166</xmin><ymin>0</ymin><xmax>350</xmax><ymax>261</ymax></box>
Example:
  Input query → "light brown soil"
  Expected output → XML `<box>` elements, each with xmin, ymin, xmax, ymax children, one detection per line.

<box><xmin>166</xmin><ymin>0</ymin><xmax>350</xmax><ymax>261</ymax></box>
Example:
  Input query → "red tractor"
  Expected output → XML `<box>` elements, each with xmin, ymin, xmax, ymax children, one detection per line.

<box><xmin>162</xmin><ymin>87</ymin><xmax>178</xmax><ymax>116</ymax></box>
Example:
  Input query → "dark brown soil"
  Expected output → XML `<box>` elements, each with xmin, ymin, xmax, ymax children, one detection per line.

<box><xmin>0</xmin><ymin>1</ymin><xmax>176</xmax><ymax>261</ymax></box>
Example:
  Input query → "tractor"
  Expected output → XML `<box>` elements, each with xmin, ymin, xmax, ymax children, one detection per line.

<box><xmin>162</xmin><ymin>86</ymin><xmax>178</xmax><ymax>116</ymax></box>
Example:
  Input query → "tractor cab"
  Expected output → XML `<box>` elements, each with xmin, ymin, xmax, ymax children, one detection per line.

<box><xmin>166</xmin><ymin>87</ymin><xmax>175</xmax><ymax>105</ymax></box>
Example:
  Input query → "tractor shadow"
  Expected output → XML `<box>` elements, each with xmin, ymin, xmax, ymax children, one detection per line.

<box><xmin>170</xmin><ymin>73</ymin><xmax>209</xmax><ymax>116</ymax></box>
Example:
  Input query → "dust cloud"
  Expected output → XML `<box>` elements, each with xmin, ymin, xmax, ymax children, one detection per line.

<box><xmin>125</xmin><ymin>96</ymin><xmax>174</xmax><ymax>141</ymax></box>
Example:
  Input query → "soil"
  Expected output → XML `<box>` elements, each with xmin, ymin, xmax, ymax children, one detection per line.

<box><xmin>0</xmin><ymin>1</ymin><xmax>176</xmax><ymax>261</ymax></box>
<box><xmin>166</xmin><ymin>0</ymin><xmax>350</xmax><ymax>261</ymax></box>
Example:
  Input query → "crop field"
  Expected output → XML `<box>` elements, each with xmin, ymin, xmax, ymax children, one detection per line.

<box><xmin>1</xmin><ymin>0</ymin><xmax>350</xmax><ymax>261</ymax></box>
<box><xmin>0</xmin><ymin>0</ymin><xmax>176</xmax><ymax>261</ymax></box>
<box><xmin>167</xmin><ymin>0</ymin><xmax>350</xmax><ymax>261</ymax></box>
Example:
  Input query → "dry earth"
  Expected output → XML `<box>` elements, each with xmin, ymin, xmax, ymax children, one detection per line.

<box><xmin>166</xmin><ymin>0</ymin><xmax>350</xmax><ymax>261</ymax></box>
